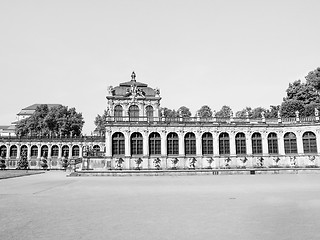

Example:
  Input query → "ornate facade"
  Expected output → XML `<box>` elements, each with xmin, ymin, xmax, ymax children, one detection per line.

<box><xmin>104</xmin><ymin>72</ymin><xmax>320</xmax><ymax>170</ymax></box>
<box><xmin>1</xmin><ymin>72</ymin><xmax>320</xmax><ymax>170</ymax></box>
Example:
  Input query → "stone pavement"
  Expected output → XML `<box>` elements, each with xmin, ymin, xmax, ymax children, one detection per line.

<box><xmin>1</xmin><ymin>171</ymin><xmax>320</xmax><ymax>240</ymax></box>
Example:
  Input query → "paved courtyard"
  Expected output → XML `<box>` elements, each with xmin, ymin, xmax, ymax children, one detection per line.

<box><xmin>1</xmin><ymin>172</ymin><xmax>320</xmax><ymax>240</ymax></box>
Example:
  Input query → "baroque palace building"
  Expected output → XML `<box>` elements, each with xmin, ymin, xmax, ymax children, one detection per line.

<box><xmin>1</xmin><ymin>72</ymin><xmax>320</xmax><ymax>170</ymax></box>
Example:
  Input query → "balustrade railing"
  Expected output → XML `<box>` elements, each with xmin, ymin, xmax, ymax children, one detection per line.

<box><xmin>0</xmin><ymin>135</ymin><xmax>104</xmax><ymax>142</ymax></box>
<box><xmin>106</xmin><ymin>116</ymin><xmax>319</xmax><ymax>124</ymax></box>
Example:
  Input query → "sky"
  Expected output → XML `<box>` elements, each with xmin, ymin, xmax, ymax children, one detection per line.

<box><xmin>1</xmin><ymin>0</ymin><xmax>320</xmax><ymax>134</ymax></box>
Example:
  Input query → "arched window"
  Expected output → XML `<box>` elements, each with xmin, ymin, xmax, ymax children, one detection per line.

<box><xmin>149</xmin><ymin>132</ymin><xmax>161</xmax><ymax>155</ymax></box>
<box><xmin>131</xmin><ymin>132</ymin><xmax>143</xmax><ymax>155</ymax></box>
<box><xmin>72</xmin><ymin>145</ymin><xmax>80</xmax><ymax>156</ymax></box>
<box><xmin>51</xmin><ymin>145</ymin><xmax>59</xmax><ymax>157</ymax></box>
<box><xmin>0</xmin><ymin>145</ymin><xmax>7</xmax><ymax>158</ymax></box>
<box><xmin>21</xmin><ymin>145</ymin><xmax>28</xmax><ymax>157</ymax></box>
<box><xmin>219</xmin><ymin>132</ymin><xmax>230</xmax><ymax>155</ymax></box>
<box><xmin>114</xmin><ymin>105</ymin><xmax>123</xmax><ymax>121</ymax></box>
<box><xmin>112</xmin><ymin>132</ymin><xmax>125</xmax><ymax>156</ymax></box>
<box><xmin>185</xmin><ymin>132</ymin><xmax>196</xmax><ymax>155</ymax></box>
<box><xmin>10</xmin><ymin>145</ymin><xmax>17</xmax><ymax>158</ymax></box>
<box><xmin>252</xmin><ymin>132</ymin><xmax>262</xmax><ymax>155</ymax></box>
<box><xmin>303</xmin><ymin>131</ymin><xmax>317</xmax><ymax>153</ymax></box>
<box><xmin>284</xmin><ymin>132</ymin><xmax>297</xmax><ymax>154</ymax></box>
<box><xmin>146</xmin><ymin>106</ymin><xmax>154</xmax><ymax>121</ymax></box>
<box><xmin>41</xmin><ymin>145</ymin><xmax>48</xmax><ymax>158</ymax></box>
<box><xmin>93</xmin><ymin>145</ymin><xmax>101</xmax><ymax>152</ymax></box>
<box><xmin>202</xmin><ymin>132</ymin><xmax>213</xmax><ymax>155</ymax></box>
<box><xmin>235</xmin><ymin>133</ymin><xmax>246</xmax><ymax>155</ymax></box>
<box><xmin>62</xmin><ymin>145</ymin><xmax>69</xmax><ymax>158</ymax></box>
<box><xmin>30</xmin><ymin>145</ymin><xmax>38</xmax><ymax>158</ymax></box>
<box><xmin>267</xmin><ymin>133</ymin><xmax>278</xmax><ymax>154</ymax></box>
<box><xmin>167</xmin><ymin>132</ymin><xmax>179</xmax><ymax>155</ymax></box>
<box><xmin>129</xmin><ymin>105</ymin><xmax>139</xmax><ymax>121</ymax></box>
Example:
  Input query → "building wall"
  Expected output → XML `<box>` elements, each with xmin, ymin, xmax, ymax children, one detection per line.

<box><xmin>104</xmin><ymin>121</ymin><xmax>320</xmax><ymax>170</ymax></box>
<box><xmin>0</xmin><ymin>138</ymin><xmax>105</xmax><ymax>170</ymax></box>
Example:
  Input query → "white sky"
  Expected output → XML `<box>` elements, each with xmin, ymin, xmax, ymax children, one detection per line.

<box><xmin>1</xmin><ymin>0</ymin><xmax>320</xmax><ymax>134</ymax></box>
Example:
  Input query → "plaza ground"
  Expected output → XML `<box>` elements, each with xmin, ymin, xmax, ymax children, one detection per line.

<box><xmin>1</xmin><ymin>172</ymin><xmax>320</xmax><ymax>240</ymax></box>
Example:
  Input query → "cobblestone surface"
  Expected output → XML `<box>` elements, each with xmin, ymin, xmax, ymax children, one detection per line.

<box><xmin>1</xmin><ymin>172</ymin><xmax>320</xmax><ymax>240</ymax></box>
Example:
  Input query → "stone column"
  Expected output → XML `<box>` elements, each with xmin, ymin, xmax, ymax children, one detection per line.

<box><xmin>16</xmin><ymin>144</ymin><xmax>21</xmax><ymax>160</ymax></box>
<box><xmin>27</xmin><ymin>144</ymin><xmax>31</xmax><ymax>160</ymax></box>
<box><xmin>213</xmin><ymin>131</ymin><xmax>220</xmax><ymax>156</ymax></box>
<box><xmin>123</xmin><ymin>103</ymin><xmax>129</xmax><ymax>120</ymax></box>
<box><xmin>178</xmin><ymin>131</ymin><xmax>185</xmax><ymax>156</ymax></box>
<box><xmin>6</xmin><ymin>144</ymin><xmax>10</xmax><ymax>159</ymax></box>
<box><xmin>278</xmin><ymin>132</ymin><xmax>285</xmax><ymax>155</ymax></box>
<box><xmin>261</xmin><ymin>132</ymin><xmax>269</xmax><ymax>155</ymax></box>
<box><xmin>68</xmin><ymin>144</ymin><xmax>72</xmax><ymax>158</ymax></box>
<box><xmin>161</xmin><ymin>130</ymin><xmax>167</xmax><ymax>157</ymax></box>
<box><xmin>140</xmin><ymin>103</ymin><xmax>145</xmax><ymax>121</ymax></box>
<box><xmin>37</xmin><ymin>144</ymin><xmax>41</xmax><ymax>159</ymax></box>
<box><xmin>105</xmin><ymin>130</ymin><xmax>112</xmax><ymax>158</ymax></box>
<box><xmin>58</xmin><ymin>144</ymin><xmax>62</xmax><ymax>158</ymax></box>
<box><xmin>246</xmin><ymin>132</ymin><xmax>252</xmax><ymax>155</ymax></box>
<box><xmin>143</xmin><ymin>130</ymin><xmax>149</xmax><ymax>156</ymax></box>
<box><xmin>296</xmin><ymin>131</ymin><xmax>304</xmax><ymax>154</ymax></box>
<box><xmin>196</xmin><ymin>132</ymin><xmax>202</xmax><ymax>156</ymax></box>
<box><xmin>154</xmin><ymin>102</ymin><xmax>160</xmax><ymax>118</ymax></box>
<box><xmin>124</xmin><ymin>130</ymin><xmax>131</xmax><ymax>157</ymax></box>
<box><xmin>316</xmin><ymin>130</ymin><xmax>320</xmax><ymax>154</ymax></box>
<box><xmin>79</xmin><ymin>144</ymin><xmax>83</xmax><ymax>157</ymax></box>
<box><xmin>48</xmin><ymin>144</ymin><xmax>52</xmax><ymax>158</ymax></box>
<box><xmin>229</xmin><ymin>131</ymin><xmax>236</xmax><ymax>156</ymax></box>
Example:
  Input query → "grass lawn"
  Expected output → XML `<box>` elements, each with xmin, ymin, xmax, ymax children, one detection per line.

<box><xmin>0</xmin><ymin>170</ymin><xmax>45</xmax><ymax>179</ymax></box>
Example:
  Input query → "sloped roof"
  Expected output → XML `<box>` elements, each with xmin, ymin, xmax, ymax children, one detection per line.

<box><xmin>21</xmin><ymin>104</ymin><xmax>62</xmax><ymax>111</ymax></box>
<box><xmin>107</xmin><ymin>72</ymin><xmax>160</xmax><ymax>99</ymax></box>
<box><xmin>17</xmin><ymin>104</ymin><xmax>62</xmax><ymax>115</ymax></box>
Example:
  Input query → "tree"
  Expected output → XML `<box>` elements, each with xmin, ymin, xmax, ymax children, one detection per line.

<box><xmin>216</xmin><ymin>106</ymin><xmax>232</xmax><ymax>118</ymax></box>
<box><xmin>265</xmin><ymin>105</ymin><xmax>280</xmax><ymax>118</ymax></box>
<box><xmin>17</xmin><ymin>150</ymin><xmax>29</xmax><ymax>170</ymax></box>
<box><xmin>304</xmin><ymin>102</ymin><xmax>320</xmax><ymax>117</ymax></box>
<box><xmin>15</xmin><ymin>105</ymin><xmax>84</xmax><ymax>137</ymax></box>
<box><xmin>280</xmin><ymin>99</ymin><xmax>305</xmax><ymax>118</ymax></box>
<box><xmin>236</xmin><ymin>107</ymin><xmax>252</xmax><ymax>118</ymax></box>
<box><xmin>0</xmin><ymin>151</ymin><xmax>6</xmax><ymax>170</ymax></box>
<box><xmin>94</xmin><ymin>110</ymin><xmax>108</xmax><ymax>136</ymax></box>
<box><xmin>177</xmin><ymin>106</ymin><xmax>191</xmax><ymax>118</ymax></box>
<box><xmin>251</xmin><ymin>107</ymin><xmax>268</xmax><ymax>118</ymax></box>
<box><xmin>306</xmin><ymin>67</ymin><xmax>320</xmax><ymax>92</ymax></box>
<box><xmin>284</xmin><ymin>80</ymin><xmax>319</xmax><ymax>105</ymax></box>
<box><xmin>197</xmin><ymin>105</ymin><xmax>212</xmax><ymax>118</ymax></box>
<box><xmin>160</xmin><ymin>107</ymin><xmax>179</xmax><ymax>118</ymax></box>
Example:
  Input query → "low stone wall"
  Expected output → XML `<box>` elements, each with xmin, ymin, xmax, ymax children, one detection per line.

<box><xmin>69</xmin><ymin>168</ymin><xmax>320</xmax><ymax>177</ymax></box>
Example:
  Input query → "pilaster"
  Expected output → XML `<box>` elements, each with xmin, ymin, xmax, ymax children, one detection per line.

<box><xmin>160</xmin><ymin>130</ymin><xmax>167</xmax><ymax>156</ymax></box>
<box><xmin>105</xmin><ymin>130</ymin><xmax>112</xmax><ymax>157</ymax></box>
<box><xmin>261</xmin><ymin>132</ymin><xmax>269</xmax><ymax>155</ymax></box>
<box><xmin>143</xmin><ymin>130</ymin><xmax>149</xmax><ymax>156</ymax></box>
<box><xmin>296</xmin><ymin>130</ymin><xmax>304</xmax><ymax>154</ymax></box>
<box><xmin>246</xmin><ymin>131</ymin><xmax>252</xmax><ymax>155</ymax></box>
<box><xmin>278</xmin><ymin>131</ymin><xmax>285</xmax><ymax>155</ymax></box>
<box><xmin>196</xmin><ymin>131</ymin><xmax>202</xmax><ymax>156</ymax></box>
<box><xmin>212</xmin><ymin>131</ymin><xmax>219</xmax><ymax>156</ymax></box>
<box><xmin>37</xmin><ymin>144</ymin><xmax>41</xmax><ymax>159</ymax></box>
<box><xmin>178</xmin><ymin>130</ymin><xmax>185</xmax><ymax>156</ymax></box>
<box><xmin>124</xmin><ymin>130</ymin><xmax>131</xmax><ymax>157</ymax></box>
<box><xmin>229</xmin><ymin>131</ymin><xmax>236</xmax><ymax>155</ymax></box>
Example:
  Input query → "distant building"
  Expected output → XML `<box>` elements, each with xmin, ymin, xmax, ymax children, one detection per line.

<box><xmin>0</xmin><ymin>125</ymin><xmax>15</xmax><ymax>137</ymax></box>
<box><xmin>13</xmin><ymin>104</ymin><xmax>62</xmax><ymax>123</ymax></box>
